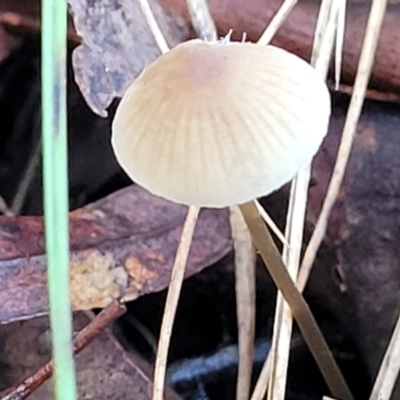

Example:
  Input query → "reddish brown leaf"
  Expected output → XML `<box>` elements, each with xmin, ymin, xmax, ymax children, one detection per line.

<box><xmin>0</xmin><ymin>185</ymin><xmax>232</xmax><ymax>323</ymax></box>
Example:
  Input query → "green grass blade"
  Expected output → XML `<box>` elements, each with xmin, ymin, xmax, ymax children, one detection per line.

<box><xmin>42</xmin><ymin>0</ymin><xmax>77</xmax><ymax>399</ymax></box>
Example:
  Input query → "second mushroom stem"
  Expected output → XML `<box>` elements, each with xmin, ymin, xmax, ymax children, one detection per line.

<box><xmin>152</xmin><ymin>205</ymin><xmax>200</xmax><ymax>400</ymax></box>
<box><xmin>239</xmin><ymin>200</ymin><xmax>353</xmax><ymax>400</ymax></box>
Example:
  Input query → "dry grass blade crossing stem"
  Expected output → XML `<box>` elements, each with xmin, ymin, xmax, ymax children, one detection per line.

<box><xmin>152</xmin><ymin>206</ymin><xmax>200</xmax><ymax>400</ymax></box>
<box><xmin>185</xmin><ymin>0</ymin><xmax>217</xmax><ymax>41</ymax></box>
<box><xmin>0</xmin><ymin>299</ymin><xmax>126</xmax><ymax>400</ymax></box>
<box><xmin>240</xmin><ymin>201</ymin><xmax>353</xmax><ymax>400</ymax></box>
<box><xmin>257</xmin><ymin>0</ymin><xmax>298</xmax><ymax>47</ymax></box>
<box><xmin>230</xmin><ymin>206</ymin><xmax>256</xmax><ymax>400</ymax></box>
<box><xmin>255</xmin><ymin>200</ymin><xmax>289</xmax><ymax>248</ymax></box>
<box><xmin>369</xmin><ymin>312</ymin><xmax>400</xmax><ymax>400</ymax></box>
<box><xmin>298</xmin><ymin>0</ymin><xmax>389</xmax><ymax>292</ymax></box>
<box><xmin>137</xmin><ymin>0</ymin><xmax>169</xmax><ymax>54</ymax></box>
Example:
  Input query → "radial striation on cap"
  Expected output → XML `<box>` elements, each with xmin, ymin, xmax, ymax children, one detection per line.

<box><xmin>112</xmin><ymin>39</ymin><xmax>331</xmax><ymax>207</ymax></box>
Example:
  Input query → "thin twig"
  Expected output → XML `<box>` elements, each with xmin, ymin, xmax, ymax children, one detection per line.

<box><xmin>230</xmin><ymin>205</ymin><xmax>256</xmax><ymax>400</ymax></box>
<box><xmin>137</xmin><ymin>0</ymin><xmax>169</xmax><ymax>54</ymax></box>
<box><xmin>152</xmin><ymin>206</ymin><xmax>200</xmax><ymax>400</ymax></box>
<box><xmin>369</xmin><ymin>311</ymin><xmax>400</xmax><ymax>400</ymax></box>
<box><xmin>298</xmin><ymin>0</ymin><xmax>388</xmax><ymax>292</ymax></box>
<box><xmin>240</xmin><ymin>201</ymin><xmax>353</xmax><ymax>400</ymax></box>
<box><xmin>185</xmin><ymin>0</ymin><xmax>217</xmax><ymax>41</ymax></box>
<box><xmin>257</xmin><ymin>0</ymin><xmax>299</xmax><ymax>46</ymax></box>
<box><xmin>0</xmin><ymin>299</ymin><xmax>126</xmax><ymax>400</ymax></box>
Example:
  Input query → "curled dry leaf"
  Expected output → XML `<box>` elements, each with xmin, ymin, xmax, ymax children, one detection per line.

<box><xmin>68</xmin><ymin>0</ymin><xmax>189</xmax><ymax>116</ymax></box>
<box><xmin>0</xmin><ymin>185</ymin><xmax>232</xmax><ymax>324</ymax></box>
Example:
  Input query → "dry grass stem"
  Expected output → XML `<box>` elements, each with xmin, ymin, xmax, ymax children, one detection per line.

<box><xmin>312</xmin><ymin>0</ymin><xmax>343</xmax><ymax>77</ymax></box>
<box><xmin>311</xmin><ymin>0</ymin><xmax>333</xmax><ymax>63</ymax></box>
<box><xmin>255</xmin><ymin>200</ymin><xmax>289</xmax><ymax>247</ymax></box>
<box><xmin>185</xmin><ymin>0</ymin><xmax>217</xmax><ymax>41</ymax></box>
<box><xmin>137</xmin><ymin>0</ymin><xmax>169</xmax><ymax>54</ymax></box>
<box><xmin>230</xmin><ymin>206</ymin><xmax>256</xmax><ymax>400</ymax></box>
<box><xmin>152</xmin><ymin>206</ymin><xmax>200</xmax><ymax>400</ymax></box>
<box><xmin>298</xmin><ymin>0</ymin><xmax>388</xmax><ymax>292</ymax></box>
<box><xmin>254</xmin><ymin>1</ymin><xmax>342</xmax><ymax>399</ymax></box>
<box><xmin>267</xmin><ymin>165</ymin><xmax>311</xmax><ymax>400</ymax></box>
<box><xmin>334</xmin><ymin>0</ymin><xmax>346</xmax><ymax>89</ymax></box>
<box><xmin>257</xmin><ymin>0</ymin><xmax>299</xmax><ymax>46</ymax></box>
<box><xmin>251</xmin><ymin>350</ymin><xmax>273</xmax><ymax>400</ymax></box>
<box><xmin>369</xmin><ymin>311</ymin><xmax>400</xmax><ymax>400</ymax></box>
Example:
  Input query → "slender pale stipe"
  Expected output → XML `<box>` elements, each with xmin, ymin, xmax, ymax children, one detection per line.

<box><xmin>152</xmin><ymin>206</ymin><xmax>199</xmax><ymax>400</ymax></box>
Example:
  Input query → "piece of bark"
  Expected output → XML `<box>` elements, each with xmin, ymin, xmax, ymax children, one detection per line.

<box><xmin>0</xmin><ymin>312</ymin><xmax>182</xmax><ymax>399</ymax></box>
<box><xmin>0</xmin><ymin>185</ymin><xmax>231</xmax><ymax>324</ymax></box>
<box><xmin>157</xmin><ymin>0</ymin><xmax>400</xmax><ymax>97</ymax></box>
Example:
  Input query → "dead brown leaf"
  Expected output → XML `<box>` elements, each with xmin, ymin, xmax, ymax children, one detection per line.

<box><xmin>0</xmin><ymin>312</ymin><xmax>182</xmax><ymax>399</ymax></box>
<box><xmin>0</xmin><ymin>185</ymin><xmax>232</xmax><ymax>324</ymax></box>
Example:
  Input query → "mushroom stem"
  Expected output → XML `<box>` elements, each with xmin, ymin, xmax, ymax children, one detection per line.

<box><xmin>230</xmin><ymin>205</ymin><xmax>256</xmax><ymax>400</ymax></box>
<box><xmin>239</xmin><ymin>200</ymin><xmax>353</xmax><ymax>400</ymax></box>
<box><xmin>152</xmin><ymin>205</ymin><xmax>200</xmax><ymax>400</ymax></box>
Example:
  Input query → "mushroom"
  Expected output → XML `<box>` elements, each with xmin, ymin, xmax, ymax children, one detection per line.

<box><xmin>112</xmin><ymin>39</ymin><xmax>352</xmax><ymax>400</ymax></box>
<box><xmin>112</xmin><ymin>39</ymin><xmax>330</xmax><ymax>208</ymax></box>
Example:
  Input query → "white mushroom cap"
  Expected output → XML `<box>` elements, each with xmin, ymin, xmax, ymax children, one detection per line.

<box><xmin>112</xmin><ymin>39</ymin><xmax>331</xmax><ymax>207</ymax></box>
